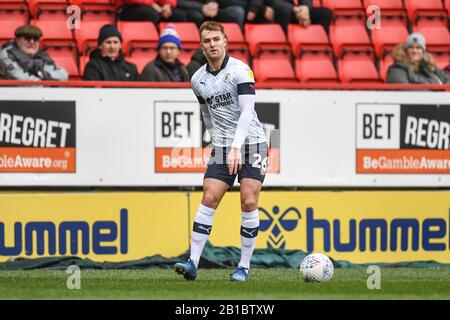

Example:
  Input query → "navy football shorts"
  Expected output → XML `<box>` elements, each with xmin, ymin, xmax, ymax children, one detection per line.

<box><xmin>204</xmin><ymin>143</ymin><xmax>268</xmax><ymax>187</ymax></box>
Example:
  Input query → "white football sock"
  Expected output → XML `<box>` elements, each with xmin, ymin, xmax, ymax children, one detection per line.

<box><xmin>239</xmin><ymin>209</ymin><xmax>260</xmax><ymax>270</ymax></box>
<box><xmin>190</xmin><ymin>203</ymin><xmax>215</xmax><ymax>268</ymax></box>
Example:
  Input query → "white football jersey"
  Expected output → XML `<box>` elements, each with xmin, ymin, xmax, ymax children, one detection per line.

<box><xmin>191</xmin><ymin>55</ymin><xmax>266</xmax><ymax>147</ymax></box>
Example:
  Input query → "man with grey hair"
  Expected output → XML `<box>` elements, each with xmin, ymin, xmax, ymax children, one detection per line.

<box><xmin>0</xmin><ymin>25</ymin><xmax>68</xmax><ymax>81</ymax></box>
<box><xmin>387</xmin><ymin>32</ymin><xmax>449</xmax><ymax>84</ymax></box>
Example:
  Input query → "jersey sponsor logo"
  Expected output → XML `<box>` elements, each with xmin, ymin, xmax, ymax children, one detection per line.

<box><xmin>0</xmin><ymin>100</ymin><xmax>76</xmax><ymax>173</ymax></box>
<box><xmin>356</xmin><ymin>103</ymin><xmax>450</xmax><ymax>174</ymax></box>
<box><xmin>206</xmin><ymin>93</ymin><xmax>233</xmax><ymax>109</ymax></box>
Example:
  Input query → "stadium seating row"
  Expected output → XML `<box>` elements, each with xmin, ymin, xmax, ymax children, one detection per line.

<box><xmin>1</xmin><ymin>0</ymin><xmax>449</xmax><ymax>22</ymax></box>
<box><xmin>0</xmin><ymin>0</ymin><xmax>449</xmax><ymax>82</ymax></box>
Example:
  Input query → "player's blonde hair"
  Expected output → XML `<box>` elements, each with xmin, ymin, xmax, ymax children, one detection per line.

<box><xmin>199</xmin><ymin>21</ymin><xmax>227</xmax><ymax>40</ymax></box>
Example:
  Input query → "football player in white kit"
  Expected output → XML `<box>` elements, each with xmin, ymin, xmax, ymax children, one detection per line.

<box><xmin>175</xmin><ymin>21</ymin><xmax>268</xmax><ymax>282</ymax></box>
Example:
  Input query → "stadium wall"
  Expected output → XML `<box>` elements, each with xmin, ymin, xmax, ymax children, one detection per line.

<box><xmin>0</xmin><ymin>190</ymin><xmax>449</xmax><ymax>264</ymax></box>
<box><xmin>0</xmin><ymin>84</ymin><xmax>449</xmax><ymax>264</ymax></box>
<box><xmin>0</xmin><ymin>86</ymin><xmax>449</xmax><ymax>187</ymax></box>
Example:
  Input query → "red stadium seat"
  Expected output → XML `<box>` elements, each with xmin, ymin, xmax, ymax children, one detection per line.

<box><xmin>322</xmin><ymin>0</ymin><xmax>364</xmax><ymax>22</ymax></box>
<box><xmin>0</xmin><ymin>2</ymin><xmax>29</xmax><ymax>23</ymax></box>
<box><xmin>363</xmin><ymin>0</ymin><xmax>403</xmax><ymax>10</ymax></box>
<box><xmin>288</xmin><ymin>24</ymin><xmax>331</xmax><ymax>57</ymax></box>
<box><xmin>245</xmin><ymin>24</ymin><xmax>290</xmax><ymax>59</ymax></box>
<box><xmin>379</xmin><ymin>54</ymin><xmax>394</xmax><ymax>82</ymax></box>
<box><xmin>68</xmin><ymin>0</ymin><xmax>115</xmax><ymax>23</ymax></box>
<box><xmin>322</xmin><ymin>0</ymin><xmax>363</xmax><ymax>13</ymax></box>
<box><xmin>177</xmin><ymin>50</ymin><xmax>193</xmax><ymax>66</ymax></box>
<box><xmin>295</xmin><ymin>54</ymin><xmax>338</xmax><ymax>83</ymax></box>
<box><xmin>127</xmin><ymin>48</ymin><xmax>158</xmax><ymax>60</ymax></box>
<box><xmin>222</xmin><ymin>22</ymin><xmax>246</xmax><ymax>49</ymax></box>
<box><xmin>221</xmin><ymin>23</ymin><xmax>249</xmax><ymax>64</ymax></box>
<box><xmin>413</xmin><ymin>25</ymin><xmax>450</xmax><ymax>53</ymax></box>
<box><xmin>338</xmin><ymin>54</ymin><xmax>381</xmax><ymax>83</ymax></box>
<box><xmin>433</xmin><ymin>52</ymin><xmax>450</xmax><ymax>70</ymax></box>
<box><xmin>31</xmin><ymin>18</ymin><xmax>74</xmax><ymax>47</ymax></box>
<box><xmin>364</xmin><ymin>0</ymin><xmax>407</xmax><ymax>27</ymax></box>
<box><xmin>228</xmin><ymin>51</ymin><xmax>250</xmax><ymax>66</ymax></box>
<box><xmin>404</xmin><ymin>0</ymin><xmax>447</xmax><ymax>25</ymax></box>
<box><xmin>0</xmin><ymin>18</ymin><xmax>25</xmax><ymax>43</ymax></box>
<box><xmin>371</xmin><ymin>25</ymin><xmax>409</xmax><ymax>58</ymax></box>
<box><xmin>74</xmin><ymin>20</ymin><xmax>110</xmax><ymax>55</ymax></box>
<box><xmin>312</xmin><ymin>0</ymin><xmax>321</xmax><ymax>7</ymax></box>
<box><xmin>330</xmin><ymin>24</ymin><xmax>373</xmax><ymax>58</ymax></box>
<box><xmin>79</xmin><ymin>54</ymin><xmax>89</xmax><ymax>75</ymax></box>
<box><xmin>253</xmin><ymin>58</ymin><xmax>297</xmax><ymax>83</ymax></box>
<box><xmin>127</xmin><ymin>56</ymin><xmax>152</xmax><ymax>74</ymax></box>
<box><xmin>117</xmin><ymin>21</ymin><xmax>159</xmax><ymax>56</ymax></box>
<box><xmin>27</xmin><ymin>0</ymin><xmax>68</xmax><ymax>19</ymax></box>
<box><xmin>446</xmin><ymin>0</ymin><xmax>450</xmax><ymax>16</ymax></box>
<box><xmin>47</xmin><ymin>50</ymin><xmax>80</xmax><ymax>79</ymax></box>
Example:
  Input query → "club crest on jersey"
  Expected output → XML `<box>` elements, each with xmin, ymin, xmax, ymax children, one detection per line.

<box><xmin>223</xmin><ymin>73</ymin><xmax>230</xmax><ymax>82</ymax></box>
<box><xmin>246</xmin><ymin>68</ymin><xmax>254</xmax><ymax>80</ymax></box>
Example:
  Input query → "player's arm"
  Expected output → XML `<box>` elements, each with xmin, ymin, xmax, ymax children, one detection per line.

<box><xmin>193</xmin><ymin>86</ymin><xmax>214</xmax><ymax>138</ymax></box>
<box><xmin>228</xmin><ymin>73</ymin><xmax>256</xmax><ymax>175</ymax></box>
<box><xmin>231</xmin><ymin>91</ymin><xmax>255</xmax><ymax>150</ymax></box>
<box><xmin>201</xmin><ymin>103</ymin><xmax>213</xmax><ymax>137</ymax></box>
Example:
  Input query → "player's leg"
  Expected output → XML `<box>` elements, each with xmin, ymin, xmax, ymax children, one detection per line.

<box><xmin>189</xmin><ymin>177</ymin><xmax>229</xmax><ymax>267</ymax></box>
<box><xmin>175</xmin><ymin>177</ymin><xmax>229</xmax><ymax>280</ymax></box>
<box><xmin>230</xmin><ymin>178</ymin><xmax>262</xmax><ymax>282</ymax></box>
<box><xmin>231</xmin><ymin>143</ymin><xmax>267</xmax><ymax>281</ymax></box>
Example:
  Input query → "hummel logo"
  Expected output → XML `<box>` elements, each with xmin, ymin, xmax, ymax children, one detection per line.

<box><xmin>198</xmin><ymin>225</ymin><xmax>212</xmax><ymax>233</ymax></box>
<box><xmin>242</xmin><ymin>229</ymin><xmax>256</xmax><ymax>237</ymax></box>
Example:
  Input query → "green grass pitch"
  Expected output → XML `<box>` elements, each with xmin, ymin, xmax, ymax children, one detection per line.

<box><xmin>0</xmin><ymin>268</ymin><xmax>449</xmax><ymax>299</ymax></box>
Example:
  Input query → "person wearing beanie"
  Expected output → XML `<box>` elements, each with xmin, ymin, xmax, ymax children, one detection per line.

<box><xmin>83</xmin><ymin>24</ymin><xmax>138</xmax><ymax>81</ymax></box>
<box><xmin>387</xmin><ymin>32</ymin><xmax>449</xmax><ymax>84</ymax></box>
<box><xmin>139</xmin><ymin>24</ymin><xmax>189</xmax><ymax>82</ymax></box>
<box><xmin>117</xmin><ymin>0</ymin><xmax>187</xmax><ymax>24</ymax></box>
<box><xmin>0</xmin><ymin>24</ymin><xmax>68</xmax><ymax>81</ymax></box>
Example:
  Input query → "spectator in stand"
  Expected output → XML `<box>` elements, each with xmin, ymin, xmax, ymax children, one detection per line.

<box><xmin>246</xmin><ymin>0</ymin><xmax>274</xmax><ymax>24</ymax></box>
<box><xmin>0</xmin><ymin>25</ymin><xmax>68</xmax><ymax>81</ymax></box>
<box><xmin>444</xmin><ymin>64</ymin><xmax>450</xmax><ymax>77</ymax></box>
<box><xmin>186</xmin><ymin>47</ymin><xmax>207</xmax><ymax>79</ymax></box>
<box><xmin>177</xmin><ymin>0</ymin><xmax>246</xmax><ymax>29</ymax></box>
<box><xmin>117</xmin><ymin>0</ymin><xmax>188</xmax><ymax>23</ymax></box>
<box><xmin>83</xmin><ymin>24</ymin><xmax>138</xmax><ymax>81</ymax></box>
<box><xmin>140</xmin><ymin>24</ymin><xmax>189</xmax><ymax>81</ymax></box>
<box><xmin>270</xmin><ymin>0</ymin><xmax>333</xmax><ymax>34</ymax></box>
<box><xmin>387</xmin><ymin>33</ymin><xmax>450</xmax><ymax>85</ymax></box>
<box><xmin>0</xmin><ymin>47</ymin><xmax>9</xmax><ymax>79</ymax></box>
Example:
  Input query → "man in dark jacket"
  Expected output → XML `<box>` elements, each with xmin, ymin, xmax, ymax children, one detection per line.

<box><xmin>83</xmin><ymin>24</ymin><xmax>138</xmax><ymax>81</ymax></box>
<box><xmin>139</xmin><ymin>24</ymin><xmax>189</xmax><ymax>82</ymax></box>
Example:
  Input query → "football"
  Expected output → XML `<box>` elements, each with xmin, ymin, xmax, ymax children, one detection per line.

<box><xmin>300</xmin><ymin>253</ymin><xmax>334</xmax><ymax>283</ymax></box>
